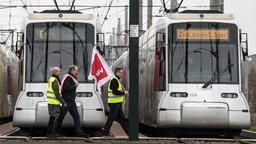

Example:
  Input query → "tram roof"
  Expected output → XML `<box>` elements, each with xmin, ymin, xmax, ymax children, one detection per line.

<box><xmin>40</xmin><ymin>10</ymin><xmax>82</xmax><ymax>14</ymax></box>
<box><xmin>27</xmin><ymin>10</ymin><xmax>94</xmax><ymax>21</ymax></box>
<box><xmin>166</xmin><ymin>11</ymin><xmax>234</xmax><ymax>20</ymax></box>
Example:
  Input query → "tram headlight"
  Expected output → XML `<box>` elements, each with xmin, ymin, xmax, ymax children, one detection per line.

<box><xmin>170</xmin><ymin>92</ymin><xmax>188</xmax><ymax>97</ymax></box>
<box><xmin>76</xmin><ymin>92</ymin><xmax>93</xmax><ymax>97</ymax></box>
<box><xmin>27</xmin><ymin>92</ymin><xmax>44</xmax><ymax>97</ymax></box>
<box><xmin>221</xmin><ymin>93</ymin><xmax>238</xmax><ymax>98</ymax></box>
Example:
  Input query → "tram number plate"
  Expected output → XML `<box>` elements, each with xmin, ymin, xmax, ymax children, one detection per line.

<box><xmin>189</xmin><ymin>93</ymin><xmax>197</xmax><ymax>97</ymax></box>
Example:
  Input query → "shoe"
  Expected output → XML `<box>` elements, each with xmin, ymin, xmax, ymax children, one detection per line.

<box><xmin>78</xmin><ymin>133</ymin><xmax>89</xmax><ymax>138</ymax></box>
<box><xmin>55</xmin><ymin>132</ymin><xmax>65</xmax><ymax>137</ymax></box>
<box><xmin>46</xmin><ymin>134</ymin><xmax>55</xmax><ymax>138</ymax></box>
<box><xmin>103</xmin><ymin>133</ymin><xmax>114</xmax><ymax>137</ymax></box>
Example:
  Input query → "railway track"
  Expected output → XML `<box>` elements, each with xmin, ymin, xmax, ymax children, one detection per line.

<box><xmin>1</xmin><ymin>135</ymin><xmax>256</xmax><ymax>144</ymax></box>
<box><xmin>1</xmin><ymin>122</ymin><xmax>256</xmax><ymax>143</ymax></box>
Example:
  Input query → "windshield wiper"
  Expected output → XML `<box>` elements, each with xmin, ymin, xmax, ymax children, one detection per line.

<box><xmin>202</xmin><ymin>64</ymin><xmax>233</xmax><ymax>88</ymax></box>
<box><xmin>61</xmin><ymin>22</ymin><xmax>88</xmax><ymax>79</ymax></box>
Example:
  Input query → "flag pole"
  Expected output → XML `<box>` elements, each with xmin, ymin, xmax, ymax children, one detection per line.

<box><xmin>121</xmin><ymin>84</ymin><xmax>127</xmax><ymax>92</ymax></box>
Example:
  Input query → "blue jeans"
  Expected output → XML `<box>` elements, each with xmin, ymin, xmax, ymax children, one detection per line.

<box><xmin>57</xmin><ymin>101</ymin><xmax>85</xmax><ymax>136</ymax></box>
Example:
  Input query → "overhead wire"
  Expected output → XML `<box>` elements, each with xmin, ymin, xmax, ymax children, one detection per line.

<box><xmin>69</xmin><ymin>0</ymin><xmax>75</xmax><ymax>10</ymax></box>
<box><xmin>101</xmin><ymin>0</ymin><xmax>114</xmax><ymax>27</ymax></box>
<box><xmin>100</xmin><ymin>1</ymin><xmax>109</xmax><ymax>18</ymax></box>
<box><xmin>53</xmin><ymin>0</ymin><xmax>60</xmax><ymax>10</ymax></box>
<box><xmin>141</xmin><ymin>5</ymin><xmax>163</xmax><ymax>30</ymax></box>
<box><xmin>0</xmin><ymin>0</ymin><xmax>20</xmax><ymax>4</ymax></box>
<box><xmin>0</xmin><ymin>4</ymin><xmax>146</xmax><ymax>9</ymax></box>
<box><xmin>107</xmin><ymin>8</ymin><xmax>126</xmax><ymax>17</ymax></box>
<box><xmin>20</xmin><ymin>0</ymin><xmax>29</xmax><ymax>14</ymax></box>
<box><xmin>96</xmin><ymin>0</ymin><xmax>100</xmax><ymax>17</ymax></box>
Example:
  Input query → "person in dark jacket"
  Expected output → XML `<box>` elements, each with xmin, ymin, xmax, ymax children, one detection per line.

<box><xmin>103</xmin><ymin>68</ymin><xmax>129</xmax><ymax>136</ymax></box>
<box><xmin>56</xmin><ymin>65</ymin><xmax>88</xmax><ymax>138</ymax></box>
<box><xmin>46</xmin><ymin>67</ymin><xmax>66</xmax><ymax>137</ymax></box>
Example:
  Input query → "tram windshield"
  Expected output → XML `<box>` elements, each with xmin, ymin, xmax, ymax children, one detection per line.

<box><xmin>168</xmin><ymin>22</ymin><xmax>238</xmax><ymax>84</ymax></box>
<box><xmin>25</xmin><ymin>22</ymin><xmax>94</xmax><ymax>83</ymax></box>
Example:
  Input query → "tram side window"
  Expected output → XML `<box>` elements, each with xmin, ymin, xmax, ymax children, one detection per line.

<box><xmin>154</xmin><ymin>33</ymin><xmax>166</xmax><ymax>91</ymax></box>
<box><xmin>159</xmin><ymin>46</ymin><xmax>166</xmax><ymax>90</ymax></box>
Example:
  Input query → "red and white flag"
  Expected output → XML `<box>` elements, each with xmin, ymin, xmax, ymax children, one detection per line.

<box><xmin>88</xmin><ymin>46</ymin><xmax>114</xmax><ymax>92</ymax></box>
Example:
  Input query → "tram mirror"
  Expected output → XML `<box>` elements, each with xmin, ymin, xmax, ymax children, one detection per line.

<box><xmin>96</xmin><ymin>33</ymin><xmax>105</xmax><ymax>55</ymax></box>
<box><xmin>156</xmin><ymin>33</ymin><xmax>165</xmax><ymax>42</ymax></box>
<box><xmin>240</xmin><ymin>32</ymin><xmax>248</xmax><ymax>61</ymax></box>
<box><xmin>16</xmin><ymin>32</ymin><xmax>24</xmax><ymax>58</ymax></box>
<box><xmin>15</xmin><ymin>49</ymin><xmax>21</xmax><ymax>58</ymax></box>
<box><xmin>97</xmin><ymin>33</ymin><xmax>105</xmax><ymax>43</ymax></box>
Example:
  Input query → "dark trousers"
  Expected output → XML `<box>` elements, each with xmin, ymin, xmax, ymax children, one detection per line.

<box><xmin>103</xmin><ymin>103</ymin><xmax>129</xmax><ymax>135</ymax></box>
<box><xmin>47</xmin><ymin>116</ymin><xmax>58</xmax><ymax>135</ymax></box>
<box><xmin>57</xmin><ymin>101</ymin><xmax>85</xmax><ymax>136</ymax></box>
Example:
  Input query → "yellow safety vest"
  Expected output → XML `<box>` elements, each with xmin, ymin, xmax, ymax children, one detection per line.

<box><xmin>47</xmin><ymin>77</ymin><xmax>61</xmax><ymax>105</ymax></box>
<box><xmin>108</xmin><ymin>76</ymin><xmax>124</xmax><ymax>103</ymax></box>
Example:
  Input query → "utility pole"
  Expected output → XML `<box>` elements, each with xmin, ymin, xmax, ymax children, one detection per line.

<box><xmin>117</xmin><ymin>18</ymin><xmax>121</xmax><ymax>46</ymax></box>
<box><xmin>124</xmin><ymin>5</ymin><xmax>129</xmax><ymax>46</ymax></box>
<box><xmin>112</xmin><ymin>28</ymin><xmax>116</xmax><ymax>47</ymax></box>
<box><xmin>139</xmin><ymin>1</ymin><xmax>143</xmax><ymax>31</ymax></box>
<box><xmin>125</xmin><ymin>5</ymin><xmax>129</xmax><ymax>34</ymax></box>
<box><xmin>129</xmin><ymin>0</ymin><xmax>139</xmax><ymax>141</ymax></box>
<box><xmin>147</xmin><ymin>0</ymin><xmax>152</xmax><ymax>29</ymax></box>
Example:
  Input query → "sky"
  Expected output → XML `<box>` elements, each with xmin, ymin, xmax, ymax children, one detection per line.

<box><xmin>0</xmin><ymin>0</ymin><xmax>255</xmax><ymax>55</ymax></box>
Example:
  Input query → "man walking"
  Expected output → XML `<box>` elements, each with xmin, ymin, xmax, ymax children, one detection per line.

<box><xmin>103</xmin><ymin>68</ymin><xmax>129</xmax><ymax>136</ymax></box>
<box><xmin>57</xmin><ymin>65</ymin><xmax>88</xmax><ymax>138</ymax></box>
<box><xmin>46</xmin><ymin>67</ymin><xmax>66</xmax><ymax>137</ymax></box>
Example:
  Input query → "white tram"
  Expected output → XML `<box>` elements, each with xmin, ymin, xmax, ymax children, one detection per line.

<box><xmin>112</xmin><ymin>10</ymin><xmax>250</xmax><ymax>134</ymax></box>
<box><xmin>13</xmin><ymin>10</ymin><xmax>106</xmax><ymax>128</ymax></box>
<box><xmin>0</xmin><ymin>45</ymin><xmax>19</xmax><ymax>120</ymax></box>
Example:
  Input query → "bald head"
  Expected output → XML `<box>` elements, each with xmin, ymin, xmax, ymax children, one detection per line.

<box><xmin>52</xmin><ymin>67</ymin><xmax>61</xmax><ymax>76</ymax></box>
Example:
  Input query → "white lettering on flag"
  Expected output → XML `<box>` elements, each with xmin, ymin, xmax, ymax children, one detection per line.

<box><xmin>96</xmin><ymin>67</ymin><xmax>104</xmax><ymax>77</ymax></box>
